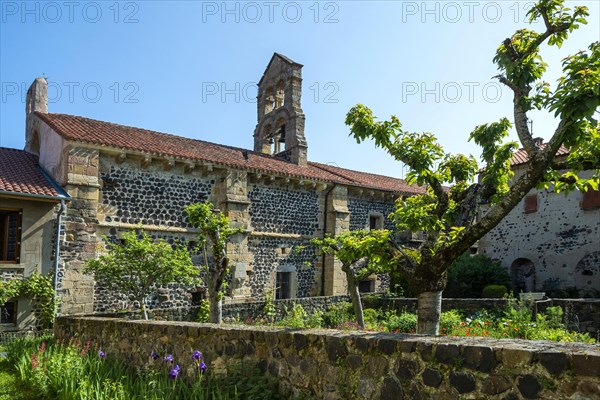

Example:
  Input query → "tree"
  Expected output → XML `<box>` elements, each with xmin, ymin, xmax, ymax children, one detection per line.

<box><xmin>185</xmin><ymin>202</ymin><xmax>243</xmax><ymax>324</ymax></box>
<box><xmin>311</xmin><ymin>230</ymin><xmax>394</xmax><ymax>328</ymax></box>
<box><xmin>84</xmin><ymin>229</ymin><xmax>198</xmax><ymax>320</ymax></box>
<box><xmin>345</xmin><ymin>0</ymin><xmax>598</xmax><ymax>334</ymax></box>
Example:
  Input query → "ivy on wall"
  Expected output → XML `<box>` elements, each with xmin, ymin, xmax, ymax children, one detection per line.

<box><xmin>0</xmin><ymin>272</ymin><xmax>56</xmax><ymax>328</ymax></box>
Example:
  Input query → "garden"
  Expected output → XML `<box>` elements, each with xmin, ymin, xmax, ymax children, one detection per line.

<box><xmin>0</xmin><ymin>335</ymin><xmax>281</xmax><ymax>400</ymax></box>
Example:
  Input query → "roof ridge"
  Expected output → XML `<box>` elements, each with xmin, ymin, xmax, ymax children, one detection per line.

<box><xmin>33</xmin><ymin>112</ymin><xmax>425</xmax><ymax>194</ymax></box>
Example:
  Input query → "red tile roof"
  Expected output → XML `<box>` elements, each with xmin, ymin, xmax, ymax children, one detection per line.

<box><xmin>0</xmin><ymin>148</ymin><xmax>68</xmax><ymax>199</ymax></box>
<box><xmin>510</xmin><ymin>144</ymin><xmax>570</xmax><ymax>166</ymax></box>
<box><xmin>35</xmin><ymin>112</ymin><xmax>424</xmax><ymax>194</ymax></box>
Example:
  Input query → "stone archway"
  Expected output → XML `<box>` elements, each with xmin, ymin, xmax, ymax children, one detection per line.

<box><xmin>511</xmin><ymin>258</ymin><xmax>536</xmax><ymax>292</ymax></box>
<box><xmin>574</xmin><ymin>252</ymin><xmax>600</xmax><ymax>294</ymax></box>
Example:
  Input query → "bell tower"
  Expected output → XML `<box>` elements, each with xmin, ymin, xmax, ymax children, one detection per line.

<box><xmin>253</xmin><ymin>53</ymin><xmax>307</xmax><ymax>166</ymax></box>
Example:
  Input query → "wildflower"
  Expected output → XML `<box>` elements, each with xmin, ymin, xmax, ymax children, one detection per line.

<box><xmin>168</xmin><ymin>364</ymin><xmax>181</xmax><ymax>380</ymax></box>
<box><xmin>164</xmin><ymin>354</ymin><xmax>174</xmax><ymax>364</ymax></box>
<box><xmin>98</xmin><ymin>350</ymin><xmax>106</xmax><ymax>359</ymax></box>
<box><xmin>461</xmin><ymin>321</ymin><xmax>466</xmax><ymax>326</ymax></box>
<box><xmin>199</xmin><ymin>361</ymin><xmax>207</xmax><ymax>374</ymax></box>
<box><xmin>192</xmin><ymin>350</ymin><xmax>203</xmax><ymax>361</ymax></box>
<box><xmin>151</xmin><ymin>351</ymin><xmax>159</xmax><ymax>360</ymax></box>
<box><xmin>31</xmin><ymin>353</ymin><xmax>39</xmax><ymax>369</ymax></box>
<box><xmin>39</xmin><ymin>342</ymin><xmax>46</xmax><ymax>353</ymax></box>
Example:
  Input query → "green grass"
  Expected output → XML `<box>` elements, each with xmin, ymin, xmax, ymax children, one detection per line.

<box><xmin>0</xmin><ymin>348</ymin><xmax>40</xmax><ymax>400</ymax></box>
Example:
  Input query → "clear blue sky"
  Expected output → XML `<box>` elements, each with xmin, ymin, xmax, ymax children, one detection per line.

<box><xmin>1</xmin><ymin>1</ymin><xmax>599</xmax><ymax>178</ymax></box>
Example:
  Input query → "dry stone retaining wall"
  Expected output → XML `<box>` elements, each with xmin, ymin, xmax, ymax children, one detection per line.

<box><xmin>55</xmin><ymin>316</ymin><xmax>600</xmax><ymax>399</ymax></box>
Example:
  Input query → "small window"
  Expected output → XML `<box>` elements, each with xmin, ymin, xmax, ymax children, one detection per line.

<box><xmin>275</xmin><ymin>272</ymin><xmax>291</xmax><ymax>300</ymax></box>
<box><xmin>369</xmin><ymin>215</ymin><xmax>383</xmax><ymax>231</ymax></box>
<box><xmin>358</xmin><ymin>280</ymin><xmax>374</xmax><ymax>293</ymax></box>
<box><xmin>523</xmin><ymin>194</ymin><xmax>538</xmax><ymax>214</ymax></box>
<box><xmin>581</xmin><ymin>188</ymin><xmax>600</xmax><ymax>210</ymax></box>
<box><xmin>0</xmin><ymin>301</ymin><xmax>17</xmax><ymax>324</ymax></box>
<box><xmin>0</xmin><ymin>209</ymin><xmax>22</xmax><ymax>263</ymax></box>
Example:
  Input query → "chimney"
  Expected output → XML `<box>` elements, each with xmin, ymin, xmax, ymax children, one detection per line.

<box><xmin>25</xmin><ymin>78</ymin><xmax>48</xmax><ymax>154</ymax></box>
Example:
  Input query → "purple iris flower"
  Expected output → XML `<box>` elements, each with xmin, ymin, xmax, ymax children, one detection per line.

<box><xmin>192</xmin><ymin>351</ymin><xmax>203</xmax><ymax>360</ymax></box>
<box><xmin>199</xmin><ymin>361</ymin><xmax>207</xmax><ymax>374</ymax></box>
<box><xmin>98</xmin><ymin>350</ymin><xmax>105</xmax><ymax>359</ymax></box>
<box><xmin>168</xmin><ymin>364</ymin><xmax>181</xmax><ymax>380</ymax></box>
<box><xmin>164</xmin><ymin>354</ymin><xmax>174</xmax><ymax>364</ymax></box>
<box><xmin>151</xmin><ymin>351</ymin><xmax>159</xmax><ymax>360</ymax></box>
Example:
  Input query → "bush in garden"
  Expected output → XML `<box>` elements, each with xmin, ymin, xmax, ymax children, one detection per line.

<box><xmin>482</xmin><ymin>284</ymin><xmax>508</xmax><ymax>298</ymax></box>
<box><xmin>322</xmin><ymin>302</ymin><xmax>355</xmax><ymax>328</ymax></box>
<box><xmin>445</xmin><ymin>253</ymin><xmax>511</xmax><ymax>298</ymax></box>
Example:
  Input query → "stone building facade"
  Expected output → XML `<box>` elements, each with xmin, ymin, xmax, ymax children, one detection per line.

<box><xmin>0</xmin><ymin>147</ymin><xmax>70</xmax><ymax>331</ymax></box>
<box><xmin>478</xmin><ymin>141</ymin><xmax>600</xmax><ymax>296</ymax></box>
<box><xmin>21</xmin><ymin>54</ymin><xmax>425</xmax><ymax>315</ymax></box>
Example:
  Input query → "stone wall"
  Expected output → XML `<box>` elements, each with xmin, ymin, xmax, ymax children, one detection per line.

<box><xmin>55</xmin><ymin>316</ymin><xmax>600</xmax><ymax>399</ymax></box>
<box><xmin>0</xmin><ymin>197</ymin><xmax>59</xmax><ymax>331</ymax></box>
<box><xmin>479</xmin><ymin>169</ymin><xmax>600</xmax><ymax>294</ymax></box>
<box><xmin>348</xmin><ymin>197</ymin><xmax>395</xmax><ymax>231</ymax></box>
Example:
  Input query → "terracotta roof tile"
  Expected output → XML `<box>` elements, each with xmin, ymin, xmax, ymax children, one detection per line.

<box><xmin>510</xmin><ymin>144</ymin><xmax>570</xmax><ymax>166</ymax></box>
<box><xmin>0</xmin><ymin>147</ymin><xmax>67</xmax><ymax>199</ymax></box>
<box><xmin>35</xmin><ymin>112</ymin><xmax>424</xmax><ymax>195</ymax></box>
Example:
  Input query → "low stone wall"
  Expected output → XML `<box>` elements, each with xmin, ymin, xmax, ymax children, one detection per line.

<box><xmin>55</xmin><ymin>316</ymin><xmax>600</xmax><ymax>400</ymax></box>
<box><xmin>94</xmin><ymin>296</ymin><xmax>600</xmax><ymax>339</ymax></box>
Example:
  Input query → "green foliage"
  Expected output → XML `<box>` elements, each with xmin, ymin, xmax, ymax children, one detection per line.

<box><xmin>5</xmin><ymin>336</ymin><xmax>281</xmax><ymax>400</ymax></box>
<box><xmin>321</xmin><ymin>302</ymin><xmax>354</xmax><ymax>328</ymax></box>
<box><xmin>186</xmin><ymin>202</ymin><xmax>244</xmax><ymax>323</ymax></box>
<box><xmin>383</xmin><ymin>311</ymin><xmax>417</xmax><ymax>333</ymax></box>
<box><xmin>344</xmin><ymin>0</ymin><xmax>598</xmax><ymax>334</ymax></box>
<box><xmin>84</xmin><ymin>229</ymin><xmax>198</xmax><ymax>319</ymax></box>
<box><xmin>0</xmin><ymin>273</ymin><xmax>56</xmax><ymax>329</ymax></box>
<box><xmin>262</xmin><ymin>290</ymin><xmax>276</xmax><ymax>324</ymax></box>
<box><xmin>196</xmin><ymin>300</ymin><xmax>210</xmax><ymax>323</ymax></box>
<box><xmin>311</xmin><ymin>230</ymin><xmax>395</xmax><ymax>278</ymax></box>
<box><xmin>276</xmin><ymin>304</ymin><xmax>323</xmax><ymax>329</ymax></box>
<box><xmin>482</xmin><ymin>285</ymin><xmax>508</xmax><ymax>298</ymax></box>
<box><xmin>440</xmin><ymin>310</ymin><xmax>464</xmax><ymax>332</ymax></box>
<box><xmin>444</xmin><ymin>254</ymin><xmax>511</xmax><ymax>298</ymax></box>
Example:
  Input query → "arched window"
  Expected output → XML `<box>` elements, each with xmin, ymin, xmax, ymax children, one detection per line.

<box><xmin>275</xmin><ymin>80</ymin><xmax>285</xmax><ymax>108</ymax></box>
<box><xmin>264</xmin><ymin>88</ymin><xmax>275</xmax><ymax>114</ymax></box>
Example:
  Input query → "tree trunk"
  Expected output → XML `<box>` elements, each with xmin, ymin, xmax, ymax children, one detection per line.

<box><xmin>140</xmin><ymin>299</ymin><xmax>149</xmax><ymax>320</ymax></box>
<box><xmin>343</xmin><ymin>266</ymin><xmax>365</xmax><ymax>329</ymax></box>
<box><xmin>417</xmin><ymin>291</ymin><xmax>442</xmax><ymax>335</ymax></box>
<box><xmin>208</xmin><ymin>287</ymin><xmax>222</xmax><ymax>323</ymax></box>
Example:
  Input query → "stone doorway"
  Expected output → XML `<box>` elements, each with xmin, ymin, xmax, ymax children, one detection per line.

<box><xmin>511</xmin><ymin>258</ymin><xmax>536</xmax><ymax>292</ymax></box>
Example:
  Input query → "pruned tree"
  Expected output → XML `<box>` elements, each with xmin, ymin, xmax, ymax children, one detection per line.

<box><xmin>312</xmin><ymin>230</ymin><xmax>394</xmax><ymax>328</ymax></box>
<box><xmin>345</xmin><ymin>0</ymin><xmax>598</xmax><ymax>334</ymax></box>
<box><xmin>185</xmin><ymin>202</ymin><xmax>243</xmax><ymax>324</ymax></box>
<box><xmin>84</xmin><ymin>229</ymin><xmax>198</xmax><ymax>320</ymax></box>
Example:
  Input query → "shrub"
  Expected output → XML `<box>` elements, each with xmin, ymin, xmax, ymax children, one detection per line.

<box><xmin>384</xmin><ymin>311</ymin><xmax>417</xmax><ymax>333</ymax></box>
<box><xmin>322</xmin><ymin>302</ymin><xmax>354</xmax><ymax>328</ymax></box>
<box><xmin>440</xmin><ymin>310</ymin><xmax>463</xmax><ymax>332</ymax></box>
<box><xmin>196</xmin><ymin>300</ymin><xmax>210</xmax><ymax>323</ymax></box>
<box><xmin>444</xmin><ymin>253</ymin><xmax>511</xmax><ymax>298</ymax></box>
<box><xmin>482</xmin><ymin>285</ymin><xmax>508</xmax><ymax>298</ymax></box>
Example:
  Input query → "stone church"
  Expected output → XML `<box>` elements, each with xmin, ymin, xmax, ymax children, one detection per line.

<box><xmin>19</xmin><ymin>53</ymin><xmax>425</xmax><ymax>316</ymax></box>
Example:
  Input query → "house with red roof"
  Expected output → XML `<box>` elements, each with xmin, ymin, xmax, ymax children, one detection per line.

<box><xmin>478</xmin><ymin>138</ymin><xmax>600</xmax><ymax>297</ymax></box>
<box><xmin>8</xmin><ymin>54</ymin><xmax>425</xmax><ymax>318</ymax></box>
<box><xmin>0</xmin><ymin>147</ymin><xmax>69</xmax><ymax>331</ymax></box>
